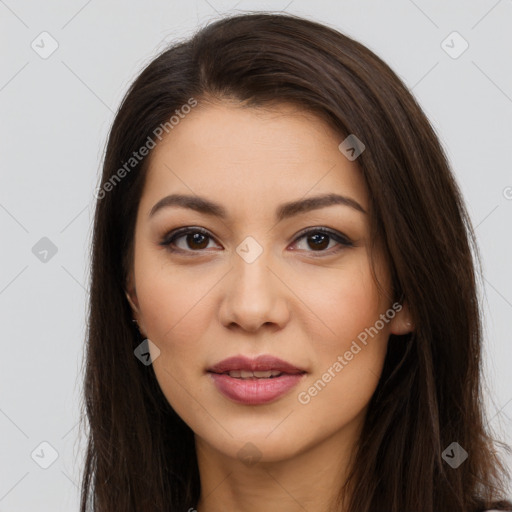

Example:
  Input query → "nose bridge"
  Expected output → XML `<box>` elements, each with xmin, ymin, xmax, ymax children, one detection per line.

<box><xmin>233</xmin><ymin>234</ymin><xmax>275</xmax><ymax>299</ymax></box>
<box><xmin>219</xmin><ymin>234</ymin><xmax>289</xmax><ymax>331</ymax></box>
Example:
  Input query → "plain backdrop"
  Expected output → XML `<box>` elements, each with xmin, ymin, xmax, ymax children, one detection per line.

<box><xmin>1</xmin><ymin>1</ymin><xmax>511</xmax><ymax>510</ymax></box>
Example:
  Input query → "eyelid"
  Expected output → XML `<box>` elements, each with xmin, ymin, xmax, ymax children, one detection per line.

<box><xmin>160</xmin><ymin>226</ymin><xmax>218</xmax><ymax>250</ymax></box>
<box><xmin>159</xmin><ymin>226</ymin><xmax>354</xmax><ymax>255</ymax></box>
<box><xmin>292</xmin><ymin>226</ymin><xmax>354</xmax><ymax>247</ymax></box>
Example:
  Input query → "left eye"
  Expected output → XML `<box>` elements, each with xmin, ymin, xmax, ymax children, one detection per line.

<box><xmin>292</xmin><ymin>228</ymin><xmax>353</xmax><ymax>254</ymax></box>
<box><xmin>160</xmin><ymin>227</ymin><xmax>353</xmax><ymax>255</ymax></box>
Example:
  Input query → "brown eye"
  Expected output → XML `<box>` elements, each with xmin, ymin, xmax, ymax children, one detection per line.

<box><xmin>292</xmin><ymin>228</ymin><xmax>354</xmax><ymax>255</ymax></box>
<box><xmin>305</xmin><ymin>232</ymin><xmax>330</xmax><ymax>251</ymax></box>
<box><xmin>183</xmin><ymin>232</ymin><xmax>209</xmax><ymax>250</ymax></box>
<box><xmin>160</xmin><ymin>227</ymin><xmax>220</xmax><ymax>253</ymax></box>
<box><xmin>160</xmin><ymin>226</ymin><xmax>353</xmax><ymax>256</ymax></box>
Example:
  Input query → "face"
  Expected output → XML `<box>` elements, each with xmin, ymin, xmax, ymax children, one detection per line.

<box><xmin>125</xmin><ymin>100</ymin><xmax>412</xmax><ymax>464</ymax></box>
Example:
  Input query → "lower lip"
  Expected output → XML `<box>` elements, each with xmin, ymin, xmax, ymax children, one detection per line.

<box><xmin>209</xmin><ymin>372</ymin><xmax>306</xmax><ymax>405</ymax></box>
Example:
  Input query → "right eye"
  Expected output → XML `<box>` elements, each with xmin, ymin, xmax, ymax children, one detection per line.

<box><xmin>160</xmin><ymin>227</ymin><xmax>222</xmax><ymax>253</ymax></box>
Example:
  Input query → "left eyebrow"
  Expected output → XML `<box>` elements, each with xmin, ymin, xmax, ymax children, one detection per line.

<box><xmin>276</xmin><ymin>192</ymin><xmax>366</xmax><ymax>221</ymax></box>
<box><xmin>148</xmin><ymin>192</ymin><xmax>367</xmax><ymax>221</ymax></box>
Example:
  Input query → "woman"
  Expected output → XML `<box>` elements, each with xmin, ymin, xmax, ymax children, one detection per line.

<box><xmin>80</xmin><ymin>12</ymin><xmax>512</xmax><ymax>512</ymax></box>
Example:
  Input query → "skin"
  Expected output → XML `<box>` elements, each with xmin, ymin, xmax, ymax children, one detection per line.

<box><xmin>125</xmin><ymin>100</ymin><xmax>413</xmax><ymax>512</ymax></box>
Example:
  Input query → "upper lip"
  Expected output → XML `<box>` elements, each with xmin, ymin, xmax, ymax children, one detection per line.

<box><xmin>207</xmin><ymin>355</ymin><xmax>306</xmax><ymax>374</ymax></box>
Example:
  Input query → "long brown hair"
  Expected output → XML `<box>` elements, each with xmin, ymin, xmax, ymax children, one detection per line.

<box><xmin>80</xmin><ymin>12</ymin><xmax>512</xmax><ymax>511</ymax></box>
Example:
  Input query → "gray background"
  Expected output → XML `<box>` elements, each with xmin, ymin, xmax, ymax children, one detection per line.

<box><xmin>1</xmin><ymin>0</ymin><xmax>511</xmax><ymax>510</ymax></box>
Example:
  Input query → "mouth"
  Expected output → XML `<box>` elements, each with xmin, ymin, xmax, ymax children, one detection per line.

<box><xmin>207</xmin><ymin>354</ymin><xmax>307</xmax><ymax>405</ymax></box>
<box><xmin>212</xmin><ymin>369</ymin><xmax>291</xmax><ymax>379</ymax></box>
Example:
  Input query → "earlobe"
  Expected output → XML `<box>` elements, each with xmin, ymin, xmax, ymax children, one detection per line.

<box><xmin>390</xmin><ymin>302</ymin><xmax>414</xmax><ymax>335</ymax></box>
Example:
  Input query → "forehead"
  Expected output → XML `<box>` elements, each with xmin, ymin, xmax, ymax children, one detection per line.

<box><xmin>140</xmin><ymin>101</ymin><xmax>369</xmax><ymax>217</ymax></box>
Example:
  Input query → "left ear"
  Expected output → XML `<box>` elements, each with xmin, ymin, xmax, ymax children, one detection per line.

<box><xmin>389</xmin><ymin>302</ymin><xmax>414</xmax><ymax>335</ymax></box>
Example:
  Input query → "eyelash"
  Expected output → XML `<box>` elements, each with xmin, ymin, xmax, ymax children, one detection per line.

<box><xmin>159</xmin><ymin>226</ymin><xmax>354</xmax><ymax>257</ymax></box>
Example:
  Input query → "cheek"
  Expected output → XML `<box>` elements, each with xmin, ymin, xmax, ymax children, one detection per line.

<box><xmin>137</xmin><ymin>264</ymin><xmax>215</xmax><ymax>355</ymax></box>
<box><xmin>300</xmin><ymin>253</ymin><xmax>386</xmax><ymax>350</ymax></box>
<box><xmin>134</xmin><ymin>259</ymin><xmax>217</xmax><ymax>422</ymax></box>
<box><xmin>295</xmin><ymin>310</ymin><xmax>390</xmax><ymax>444</ymax></box>
<box><xmin>294</xmin><ymin>255</ymin><xmax>390</xmax><ymax>413</ymax></box>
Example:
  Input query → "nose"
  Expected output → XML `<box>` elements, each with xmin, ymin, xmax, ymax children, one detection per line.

<box><xmin>218</xmin><ymin>243</ymin><xmax>291</xmax><ymax>334</ymax></box>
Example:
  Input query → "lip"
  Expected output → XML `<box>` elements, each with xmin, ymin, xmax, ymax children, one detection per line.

<box><xmin>207</xmin><ymin>354</ymin><xmax>307</xmax><ymax>405</ymax></box>
<box><xmin>207</xmin><ymin>354</ymin><xmax>306</xmax><ymax>374</ymax></box>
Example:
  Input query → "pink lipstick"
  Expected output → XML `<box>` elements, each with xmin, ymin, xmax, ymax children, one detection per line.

<box><xmin>207</xmin><ymin>354</ymin><xmax>307</xmax><ymax>405</ymax></box>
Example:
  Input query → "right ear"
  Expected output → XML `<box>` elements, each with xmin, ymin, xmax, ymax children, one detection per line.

<box><xmin>125</xmin><ymin>274</ymin><xmax>146</xmax><ymax>336</ymax></box>
<box><xmin>125</xmin><ymin>288</ymin><xmax>139</xmax><ymax>314</ymax></box>
<box><xmin>124</xmin><ymin>271</ymin><xmax>139</xmax><ymax>312</ymax></box>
